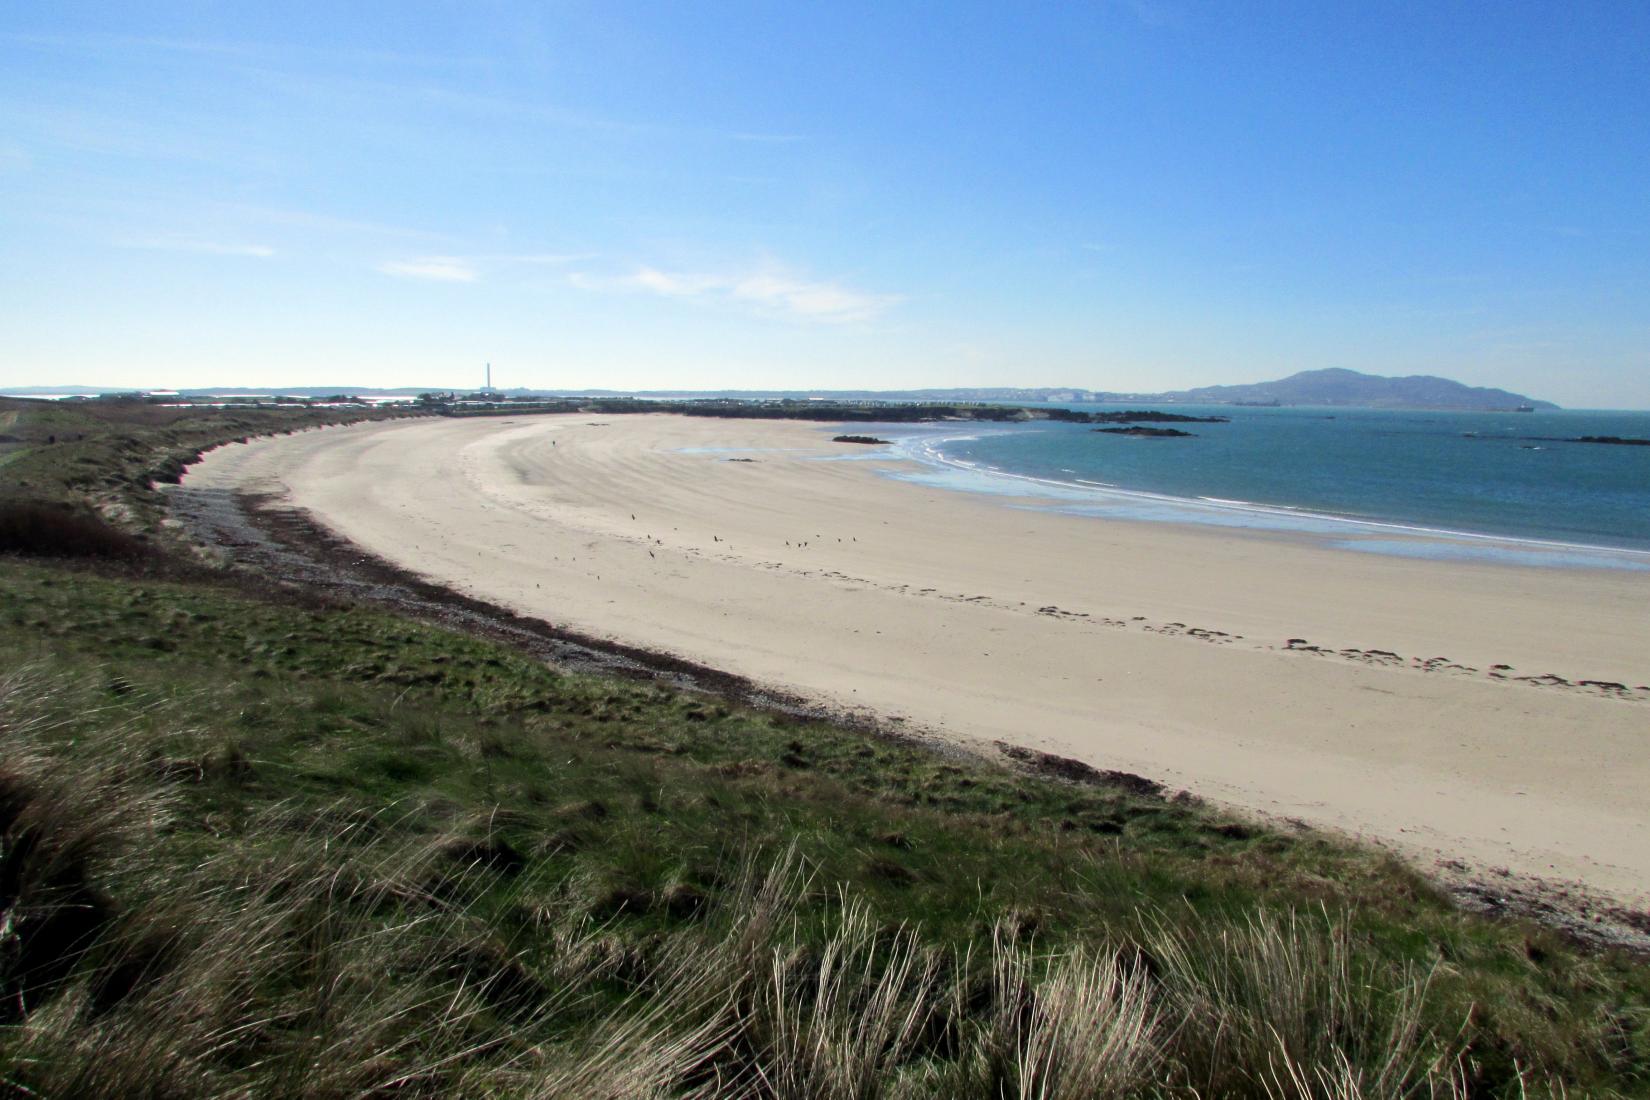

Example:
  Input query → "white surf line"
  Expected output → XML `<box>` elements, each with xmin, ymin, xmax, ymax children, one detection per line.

<box><xmin>872</xmin><ymin>425</ymin><xmax>1650</xmax><ymax>565</ymax></box>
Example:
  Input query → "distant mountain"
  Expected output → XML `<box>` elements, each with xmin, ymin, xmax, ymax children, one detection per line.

<box><xmin>1129</xmin><ymin>369</ymin><xmax>1557</xmax><ymax>411</ymax></box>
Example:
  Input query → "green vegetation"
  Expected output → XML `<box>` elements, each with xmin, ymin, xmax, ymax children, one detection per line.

<box><xmin>1</xmin><ymin>396</ymin><xmax>1647</xmax><ymax>1096</ymax></box>
<box><xmin>0</xmin><ymin>395</ymin><xmax>417</xmax><ymax>534</ymax></box>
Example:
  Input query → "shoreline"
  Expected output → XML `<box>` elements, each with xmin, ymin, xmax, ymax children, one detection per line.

<box><xmin>180</xmin><ymin>412</ymin><xmax>1650</xmax><ymax>911</ymax></box>
<box><xmin>887</xmin><ymin>424</ymin><xmax>1650</xmax><ymax>568</ymax></box>
<box><xmin>163</xmin><ymin>481</ymin><xmax>1649</xmax><ymax>952</ymax></box>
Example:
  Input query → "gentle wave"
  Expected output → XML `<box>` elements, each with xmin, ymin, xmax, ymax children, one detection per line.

<box><xmin>879</xmin><ymin>428</ymin><xmax>1650</xmax><ymax>570</ymax></box>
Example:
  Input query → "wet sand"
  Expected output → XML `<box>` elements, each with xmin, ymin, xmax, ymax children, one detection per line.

<box><xmin>185</xmin><ymin>413</ymin><xmax>1650</xmax><ymax>904</ymax></box>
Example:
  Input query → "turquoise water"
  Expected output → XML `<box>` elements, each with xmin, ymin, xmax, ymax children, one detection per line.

<box><xmin>857</xmin><ymin>406</ymin><xmax>1650</xmax><ymax>570</ymax></box>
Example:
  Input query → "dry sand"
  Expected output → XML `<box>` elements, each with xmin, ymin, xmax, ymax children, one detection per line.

<box><xmin>186</xmin><ymin>413</ymin><xmax>1650</xmax><ymax>904</ymax></box>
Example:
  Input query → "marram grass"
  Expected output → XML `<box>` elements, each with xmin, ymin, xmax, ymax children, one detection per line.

<box><xmin>1</xmin><ymin>561</ymin><xmax>1646</xmax><ymax>1095</ymax></box>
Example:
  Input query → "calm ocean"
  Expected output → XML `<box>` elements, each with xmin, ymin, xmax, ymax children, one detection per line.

<box><xmin>861</xmin><ymin>406</ymin><xmax>1650</xmax><ymax>570</ymax></box>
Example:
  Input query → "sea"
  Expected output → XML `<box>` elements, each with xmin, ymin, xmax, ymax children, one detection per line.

<box><xmin>850</xmin><ymin>405</ymin><xmax>1650</xmax><ymax>571</ymax></box>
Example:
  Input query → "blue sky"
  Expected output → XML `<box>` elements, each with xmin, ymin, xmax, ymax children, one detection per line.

<box><xmin>3</xmin><ymin>2</ymin><xmax>1647</xmax><ymax>406</ymax></box>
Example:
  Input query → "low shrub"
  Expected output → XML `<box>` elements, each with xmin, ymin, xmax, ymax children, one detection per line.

<box><xmin>0</xmin><ymin>501</ymin><xmax>153</xmax><ymax>561</ymax></box>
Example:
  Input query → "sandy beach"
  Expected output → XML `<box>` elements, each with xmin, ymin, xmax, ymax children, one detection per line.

<box><xmin>185</xmin><ymin>413</ymin><xmax>1650</xmax><ymax>903</ymax></box>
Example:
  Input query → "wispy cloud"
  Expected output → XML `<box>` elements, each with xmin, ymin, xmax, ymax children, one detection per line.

<box><xmin>377</xmin><ymin>256</ymin><xmax>477</xmax><ymax>282</ymax></box>
<box><xmin>727</xmin><ymin>272</ymin><xmax>897</xmax><ymax>321</ymax></box>
<box><xmin>218</xmin><ymin>202</ymin><xmax>453</xmax><ymax>241</ymax></box>
<box><xmin>375</xmin><ymin>251</ymin><xmax>587</xmax><ymax>283</ymax></box>
<box><xmin>118</xmin><ymin>236</ymin><xmax>275</xmax><ymax>258</ymax></box>
<box><xmin>570</xmin><ymin>263</ymin><xmax>900</xmax><ymax>323</ymax></box>
<box><xmin>8</xmin><ymin>31</ymin><xmax>801</xmax><ymax>162</ymax></box>
<box><xmin>726</xmin><ymin>131</ymin><xmax>807</xmax><ymax>144</ymax></box>
<box><xmin>476</xmin><ymin>251</ymin><xmax>594</xmax><ymax>265</ymax></box>
<box><xmin>6</xmin><ymin>31</ymin><xmax>486</xmax><ymax>71</ymax></box>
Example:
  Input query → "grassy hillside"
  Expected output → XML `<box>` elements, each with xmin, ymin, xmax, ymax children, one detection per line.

<box><xmin>0</xmin><ymin>398</ymin><xmax>1646</xmax><ymax>1096</ymax></box>
<box><xmin>0</xmin><ymin>395</ymin><xmax>417</xmax><ymax>534</ymax></box>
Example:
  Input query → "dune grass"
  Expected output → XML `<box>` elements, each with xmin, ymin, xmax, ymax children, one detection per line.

<box><xmin>1</xmin><ymin>396</ymin><xmax>1647</xmax><ymax>1094</ymax></box>
<box><xmin>0</xmin><ymin>395</ymin><xmax>416</xmax><ymax>536</ymax></box>
<box><xmin>0</xmin><ymin>559</ymin><xmax>1646</xmax><ymax>1096</ymax></box>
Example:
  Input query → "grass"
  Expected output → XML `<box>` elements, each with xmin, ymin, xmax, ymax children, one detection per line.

<box><xmin>1</xmin><ymin>396</ymin><xmax>1648</xmax><ymax>1095</ymax></box>
<box><xmin>1</xmin><ymin>560</ymin><xmax>1648</xmax><ymax>1096</ymax></box>
<box><xmin>0</xmin><ymin>395</ymin><xmax>418</xmax><ymax>535</ymax></box>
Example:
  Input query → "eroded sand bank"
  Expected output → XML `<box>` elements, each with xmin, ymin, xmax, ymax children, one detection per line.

<box><xmin>185</xmin><ymin>413</ymin><xmax>1650</xmax><ymax>902</ymax></box>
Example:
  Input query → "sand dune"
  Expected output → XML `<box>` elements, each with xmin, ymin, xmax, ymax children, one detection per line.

<box><xmin>186</xmin><ymin>413</ymin><xmax>1650</xmax><ymax>903</ymax></box>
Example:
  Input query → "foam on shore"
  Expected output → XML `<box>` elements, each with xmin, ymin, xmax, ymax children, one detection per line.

<box><xmin>881</xmin><ymin>428</ymin><xmax>1650</xmax><ymax>571</ymax></box>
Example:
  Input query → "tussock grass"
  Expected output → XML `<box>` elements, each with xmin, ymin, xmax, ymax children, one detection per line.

<box><xmin>0</xmin><ymin>671</ymin><xmax>1575</xmax><ymax>1099</ymax></box>
<box><xmin>977</xmin><ymin>930</ymin><xmax>1162</xmax><ymax>1099</ymax></box>
<box><xmin>0</xmin><ymin>562</ymin><xmax>1646</xmax><ymax>1096</ymax></box>
<box><xmin>0</xmin><ymin>710</ymin><xmax>1474</xmax><ymax>1100</ymax></box>
<box><xmin>1144</xmin><ymin>909</ymin><xmax>1458</xmax><ymax>1098</ymax></box>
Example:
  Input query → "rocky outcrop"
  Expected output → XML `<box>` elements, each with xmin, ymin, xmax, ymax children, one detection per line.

<box><xmin>1089</xmin><ymin>411</ymin><xmax>1228</xmax><ymax>424</ymax></box>
<box><xmin>1094</xmin><ymin>426</ymin><xmax>1195</xmax><ymax>438</ymax></box>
